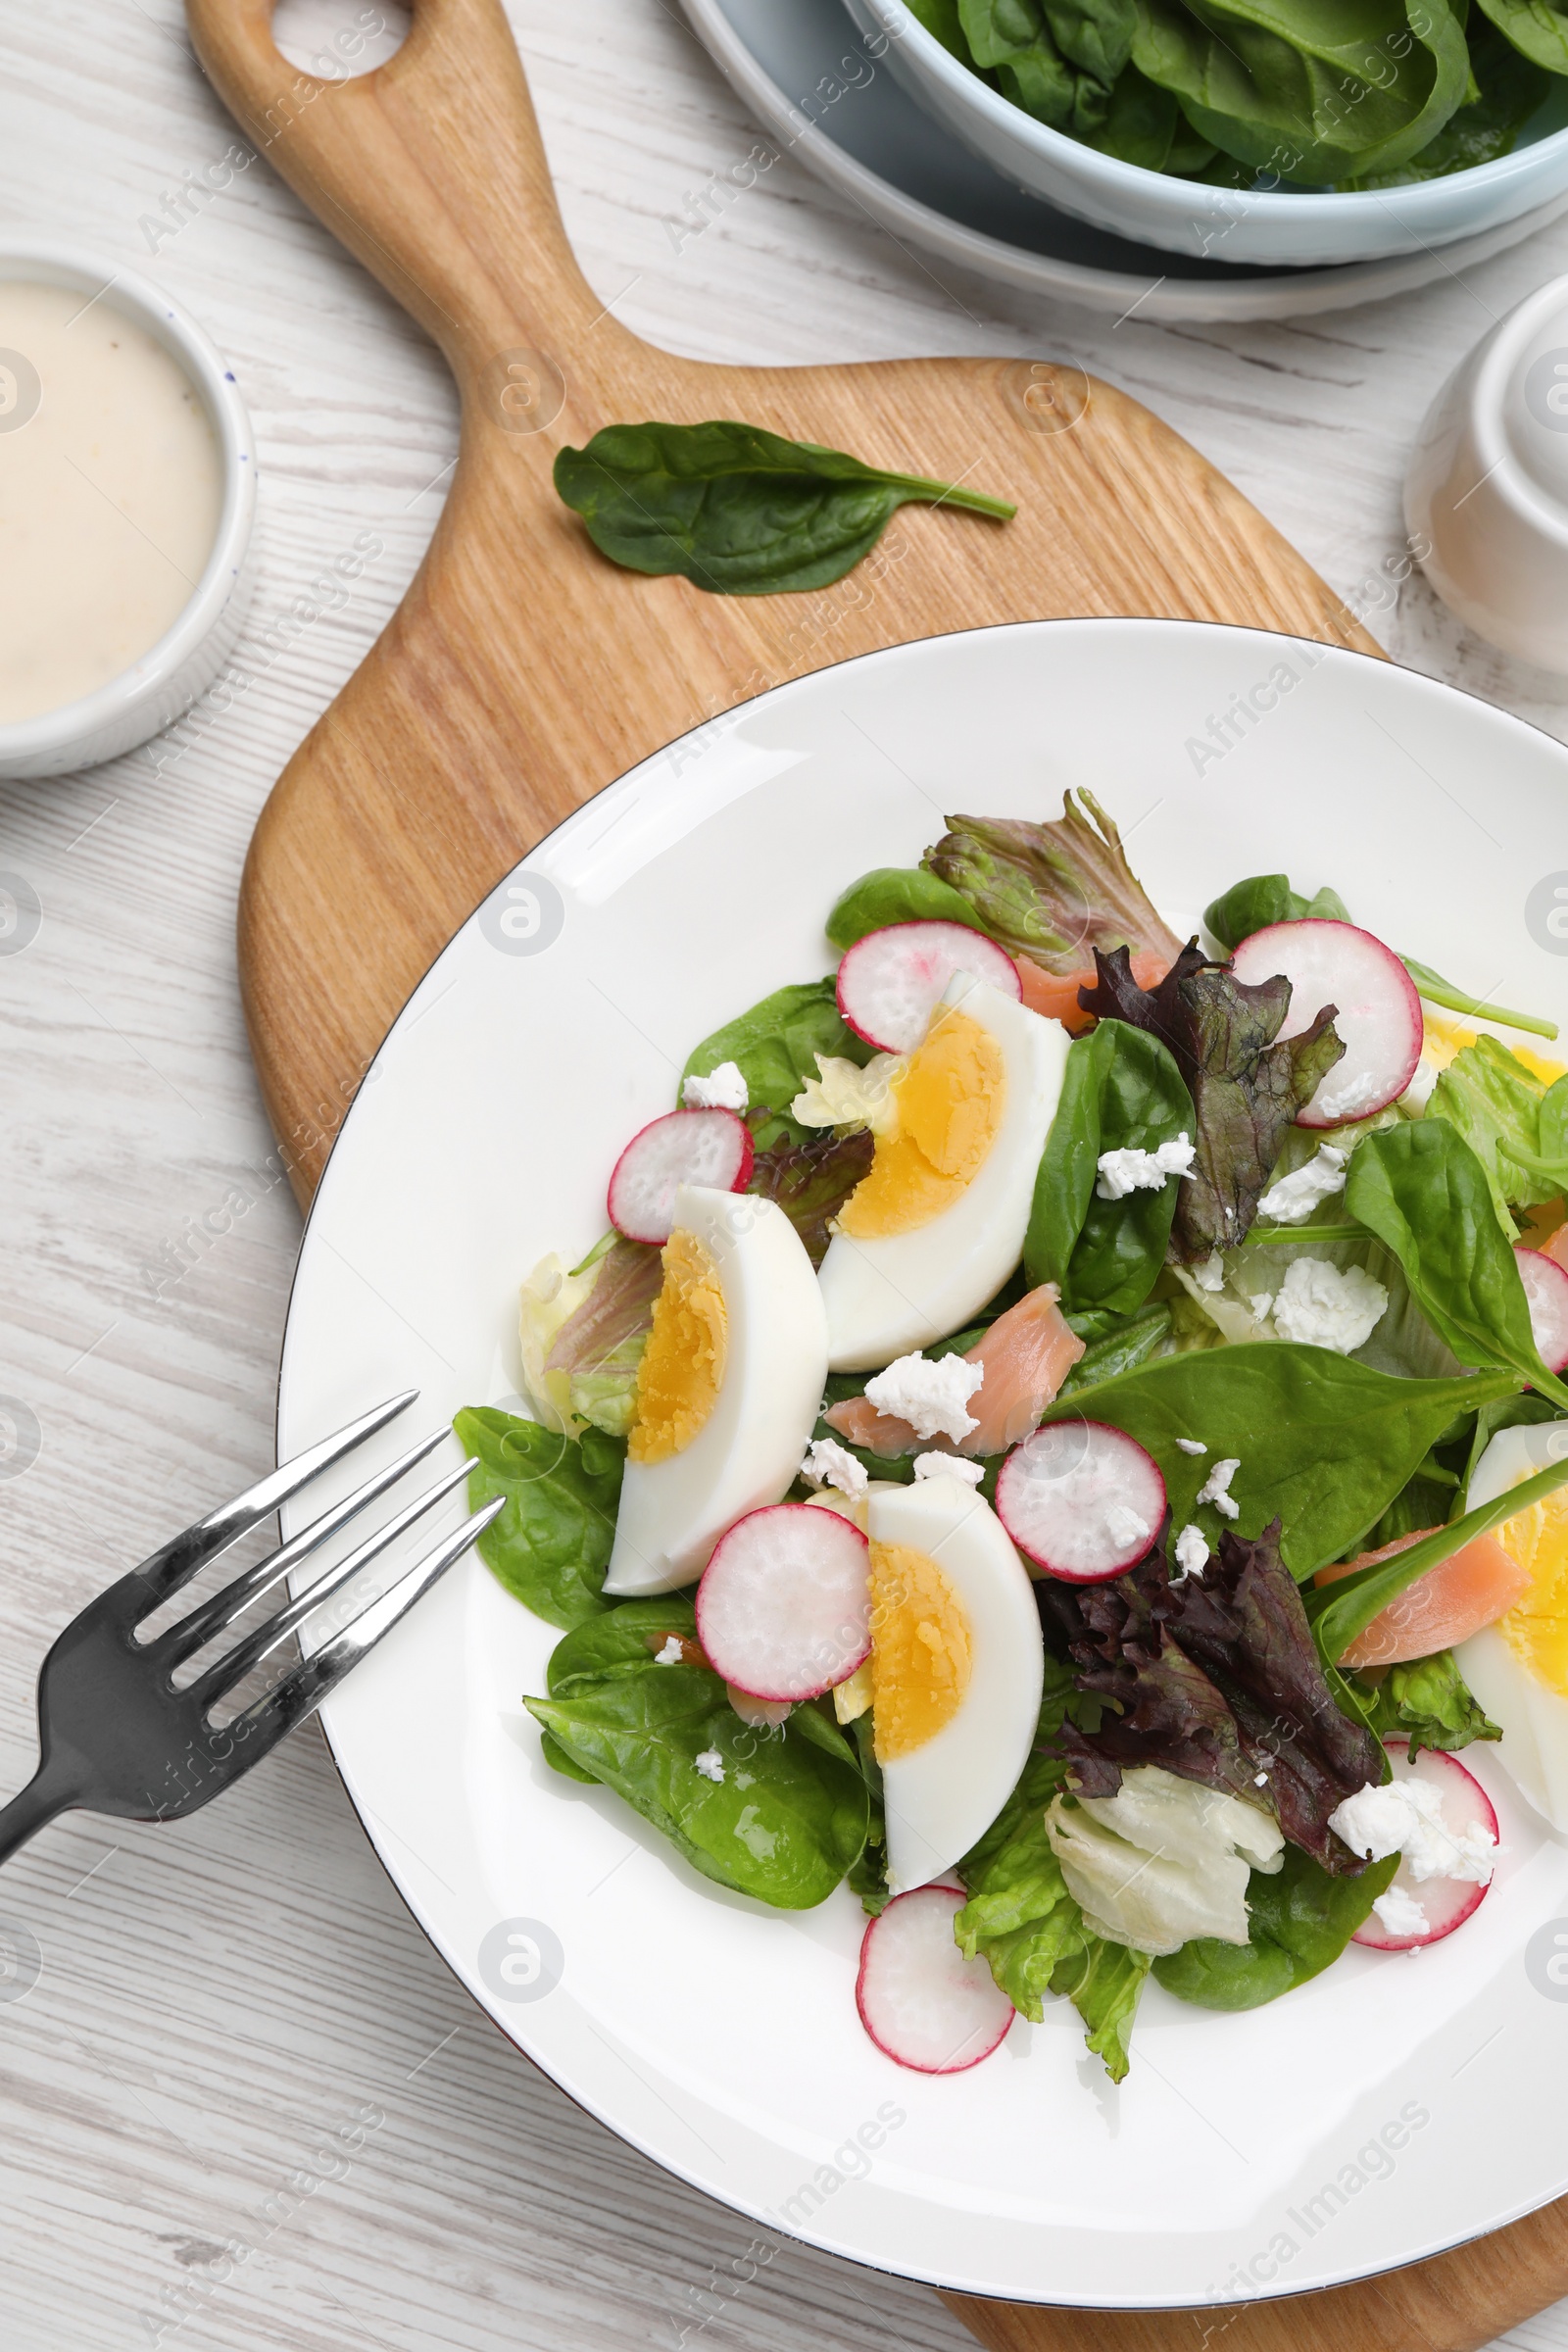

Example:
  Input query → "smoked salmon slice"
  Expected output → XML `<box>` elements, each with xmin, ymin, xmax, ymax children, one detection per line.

<box><xmin>1014</xmin><ymin>950</ymin><xmax>1172</xmax><ymax>1035</ymax></box>
<box><xmin>1314</xmin><ymin>1527</ymin><xmax>1532</xmax><ymax>1669</ymax></box>
<box><xmin>825</xmin><ymin>1284</ymin><xmax>1086</xmax><ymax>1460</ymax></box>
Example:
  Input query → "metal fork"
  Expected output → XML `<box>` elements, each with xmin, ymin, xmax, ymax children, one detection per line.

<box><xmin>0</xmin><ymin>1392</ymin><xmax>503</xmax><ymax>1868</ymax></box>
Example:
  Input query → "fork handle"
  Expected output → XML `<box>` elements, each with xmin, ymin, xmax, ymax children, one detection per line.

<box><xmin>0</xmin><ymin>1768</ymin><xmax>74</xmax><ymax>1869</ymax></box>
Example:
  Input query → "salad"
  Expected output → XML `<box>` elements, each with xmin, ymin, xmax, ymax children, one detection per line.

<box><xmin>456</xmin><ymin>791</ymin><xmax>1568</xmax><ymax>2084</ymax></box>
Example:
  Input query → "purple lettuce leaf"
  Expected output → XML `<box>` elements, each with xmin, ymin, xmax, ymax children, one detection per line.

<box><xmin>546</xmin><ymin>1239</ymin><xmax>662</xmax><ymax>1380</ymax></box>
<box><xmin>747</xmin><ymin>1126</ymin><xmax>874</xmax><ymax>1267</ymax></box>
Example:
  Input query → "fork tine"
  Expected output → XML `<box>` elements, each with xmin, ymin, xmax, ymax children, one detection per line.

<box><xmin>125</xmin><ymin>1390</ymin><xmax>420</xmax><ymax>1613</ymax></box>
<box><xmin>154</xmin><ymin>1425</ymin><xmax>451</xmax><ymax>1669</ymax></box>
<box><xmin>191</xmin><ymin>1456</ymin><xmax>477</xmax><ymax>1706</ymax></box>
<box><xmin>221</xmin><ymin>1496</ymin><xmax>505</xmax><ymax>1750</ymax></box>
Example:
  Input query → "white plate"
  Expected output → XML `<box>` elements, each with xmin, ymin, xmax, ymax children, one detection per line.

<box><xmin>682</xmin><ymin>0</ymin><xmax>1568</xmax><ymax>321</ymax></box>
<box><xmin>279</xmin><ymin>619</ymin><xmax>1568</xmax><ymax>2309</ymax></box>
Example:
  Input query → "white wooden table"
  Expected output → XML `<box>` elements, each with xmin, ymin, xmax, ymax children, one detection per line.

<box><xmin>3</xmin><ymin>1</ymin><xmax>1568</xmax><ymax>2345</ymax></box>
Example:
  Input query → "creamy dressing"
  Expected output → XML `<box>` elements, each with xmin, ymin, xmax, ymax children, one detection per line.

<box><xmin>0</xmin><ymin>282</ymin><xmax>222</xmax><ymax>723</ymax></box>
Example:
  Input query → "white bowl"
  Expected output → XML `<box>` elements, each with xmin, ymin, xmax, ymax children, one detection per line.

<box><xmin>0</xmin><ymin>239</ymin><xmax>257</xmax><ymax>780</ymax></box>
<box><xmin>843</xmin><ymin>0</ymin><xmax>1568</xmax><ymax>268</ymax></box>
<box><xmin>1406</xmin><ymin>270</ymin><xmax>1568</xmax><ymax>672</ymax></box>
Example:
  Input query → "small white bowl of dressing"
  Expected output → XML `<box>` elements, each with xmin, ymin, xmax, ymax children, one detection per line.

<box><xmin>0</xmin><ymin>240</ymin><xmax>256</xmax><ymax>779</ymax></box>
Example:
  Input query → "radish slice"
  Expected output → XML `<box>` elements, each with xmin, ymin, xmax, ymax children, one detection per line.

<box><xmin>995</xmin><ymin>1422</ymin><xmax>1166</xmax><ymax>1581</ymax></box>
<box><xmin>1350</xmin><ymin>1741</ymin><xmax>1499</xmax><ymax>1951</ymax></box>
<box><xmin>1229</xmin><ymin>919</ymin><xmax>1422</xmax><ymax>1129</ymax></box>
<box><xmin>836</xmin><ymin>920</ymin><xmax>1023</xmax><ymax>1054</ymax></box>
<box><xmin>1516</xmin><ymin>1246</ymin><xmax>1568</xmax><ymax>1373</ymax></box>
<box><xmin>856</xmin><ymin>1885</ymin><xmax>1015</xmax><ymax>2072</ymax></box>
<box><xmin>696</xmin><ymin>1503</ymin><xmax>870</xmax><ymax>1702</ymax></box>
<box><xmin>607</xmin><ymin>1108</ymin><xmax>754</xmax><ymax>1245</ymax></box>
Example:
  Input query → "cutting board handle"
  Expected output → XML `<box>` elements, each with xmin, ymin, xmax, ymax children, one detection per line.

<box><xmin>186</xmin><ymin>0</ymin><xmax>615</xmax><ymax>375</ymax></box>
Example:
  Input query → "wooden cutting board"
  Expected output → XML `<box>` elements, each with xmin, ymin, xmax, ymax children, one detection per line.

<box><xmin>184</xmin><ymin>2</ymin><xmax>1565</xmax><ymax>2345</ymax></box>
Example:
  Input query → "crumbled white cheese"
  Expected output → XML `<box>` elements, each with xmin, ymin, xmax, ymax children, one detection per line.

<box><xmin>682</xmin><ymin>1059</ymin><xmax>749</xmax><ymax>1112</ymax></box>
<box><xmin>1329</xmin><ymin>1778</ymin><xmax>1497</xmax><ymax>1885</ymax></box>
<box><xmin>1400</xmin><ymin>1056</ymin><xmax>1441</xmax><ymax>1112</ymax></box>
<box><xmin>1257</xmin><ymin>1145</ymin><xmax>1348</xmax><ymax>1225</ymax></box>
<box><xmin>1196</xmin><ymin>1457</ymin><xmax>1241</xmax><ymax>1521</ymax></box>
<box><xmin>1372</xmin><ymin>1884</ymin><xmax>1431</xmax><ymax>1940</ymax></box>
<box><xmin>1095</xmin><ymin>1132</ymin><xmax>1198</xmax><ymax>1200</ymax></box>
<box><xmin>1253</xmin><ymin>1772</ymin><xmax>1268</xmax><ymax>1788</ymax></box>
<box><xmin>1316</xmin><ymin>1069</ymin><xmax>1383</xmax><ymax>1122</ymax></box>
<box><xmin>1248</xmin><ymin>1291</ymin><xmax>1275</xmax><ymax>1323</ymax></box>
<box><xmin>1174</xmin><ymin>1524</ymin><xmax>1210</xmax><ymax>1579</ymax></box>
<box><xmin>864</xmin><ymin>1350</ymin><xmax>984</xmax><ymax>1444</ymax></box>
<box><xmin>654</xmin><ymin>1636</ymin><xmax>685</xmax><ymax>1665</ymax></box>
<box><xmin>800</xmin><ymin>1436</ymin><xmax>869</xmax><ymax>1502</ymax></box>
<box><xmin>1105</xmin><ymin>1503</ymin><xmax>1152</xmax><ymax>1552</ymax></box>
<box><xmin>693</xmin><ymin>1749</ymin><xmax>726</xmax><ymax>1784</ymax></box>
<box><xmin>1175</xmin><ymin>1437</ymin><xmax>1208</xmax><ymax>1457</ymax></box>
<box><xmin>791</xmin><ymin>1051</ymin><xmax>905</xmax><ymax>1135</ymax></box>
<box><xmin>913</xmin><ymin>1453</ymin><xmax>985</xmax><ymax>1488</ymax></box>
<box><xmin>1271</xmin><ymin>1256</ymin><xmax>1388</xmax><ymax>1353</ymax></box>
<box><xmin>1192</xmin><ymin>1251</ymin><xmax>1226</xmax><ymax>1293</ymax></box>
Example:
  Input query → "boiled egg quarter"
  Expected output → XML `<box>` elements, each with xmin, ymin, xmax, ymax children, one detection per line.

<box><xmin>605</xmin><ymin>1185</ymin><xmax>828</xmax><ymax>1596</ymax></box>
<box><xmin>867</xmin><ymin>1475</ymin><xmax>1044</xmax><ymax>1893</ymax></box>
<box><xmin>817</xmin><ymin>972</ymin><xmax>1069</xmax><ymax>1372</ymax></box>
<box><xmin>1455</xmin><ymin>1419</ymin><xmax>1568</xmax><ymax>1830</ymax></box>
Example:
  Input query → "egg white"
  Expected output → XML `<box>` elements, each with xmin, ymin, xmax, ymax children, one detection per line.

<box><xmin>604</xmin><ymin>1184</ymin><xmax>828</xmax><ymax>1597</ymax></box>
<box><xmin>817</xmin><ymin>972</ymin><xmax>1070</xmax><ymax>1373</ymax></box>
<box><xmin>1455</xmin><ymin>1420</ymin><xmax>1568</xmax><ymax>1831</ymax></box>
<box><xmin>867</xmin><ymin>1475</ymin><xmax>1044</xmax><ymax>1894</ymax></box>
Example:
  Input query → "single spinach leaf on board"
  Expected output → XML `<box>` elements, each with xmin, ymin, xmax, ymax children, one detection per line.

<box><xmin>1053</xmin><ymin>1938</ymin><xmax>1152</xmax><ymax>2081</ymax></box>
<box><xmin>1309</xmin><ymin>1447</ymin><xmax>1568</xmax><ymax>1664</ymax></box>
<box><xmin>1056</xmin><ymin>1302</ymin><xmax>1173</xmax><ymax>1396</ymax></box>
<box><xmin>1475</xmin><ymin>0</ymin><xmax>1568</xmax><ymax>76</ymax></box>
<box><xmin>1348</xmin><ymin>24</ymin><xmax>1551</xmax><ymax>179</ymax></box>
<box><xmin>1428</xmin><ymin>1037</ymin><xmax>1568</xmax><ymax>1233</ymax></box>
<box><xmin>1202</xmin><ymin>872</ymin><xmax>1349</xmax><ymax>949</ymax></box>
<box><xmin>1036</xmin><ymin>1346</ymin><xmax>1521</xmax><ymax>1575</ymax></box>
<box><xmin>683</xmin><ymin>976</ymin><xmax>873</xmax><ymax>1151</ymax></box>
<box><xmin>527</xmin><ymin>1656</ymin><xmax>869</xmax><ymax>1910</ymax></box>
<box><xmin>923</xmin><ymin>792</ymin><xmax>1182</xmax><ymax>978</ymax></box>
<box><xmin>1345</xmin><ymin>1121</ymin><xmax>1568</xmax><ymax>1407</ymax></box>
<box><xmin>1153</xmin><ymin>1845</ymin><xmax>1397</xmax><ymax>2011</ymax></box>
<box><xmin>1344</xmin><ymin>1649</ymin><xmax>1502</xmax><ymax>1756</ymax></box>
<box><xmin>454</xmin><ymin>1407</ymin><xmax>623</xmax><ymax>1630</ymax></box>
<box><xmin>1024</xmin><ymin>1020</ymin><xmax>1196</xmax><ymax>1314</ymax></box>
<box><xmin>553</xmin><ymin>422</ymin><xmax>1014</xmax><ymax>598</ymax></box>
<box><xmin>1131</xmin><ymin>0</ymin><xmax>1470</xmax><ymax>185</ymax></box>
<box><xmin>825</xmin><ymin>866</ymin><xmax>990</xmax><ymax>951</ymax></box>
<box><xmin>1079</xmin><ymin>943</ymin><xmax>1344</xmax><ymax>1261</ymax></box>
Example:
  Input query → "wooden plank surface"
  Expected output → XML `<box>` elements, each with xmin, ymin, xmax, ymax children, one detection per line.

<box><xmin>6</xmin><ymin>0</ymin><xmax>1568</xmax><ymax>2346</ymax></box>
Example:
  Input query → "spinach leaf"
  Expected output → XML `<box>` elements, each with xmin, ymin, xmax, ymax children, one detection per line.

<box><xmin>1310</xmin><ymin>1448</ymin><xmax>1568</xmax><ymax>1665</ymax></box>
<box><xmin>748</xmin><ymin>1127</ymin><xmax>874</xmax><ymax>1266</ymax></box>
<box><xmin>553</xmin><ymin>422</ymin><xmax>1014</xmax><ymax>598</ymax></box>
<box><xmin>923</xmin><ymin>791</ymin><xmax>1181</xmax><ymax>978</ymax></box>
<box><xmin>1344</xmin><ymin>1121</ymin><xmax>1568</xmax><ymax>1407</ymax></box>
<box><xmin>1351</xmin><ymin>25</ymin><xmax>1550</xmax><ymax>178</ymax></box>
<box><xmin>1153</xmin><ymin>1845</ymin><xmax>1397</xmax><ymax>2011</ymax></box>
<box><xmin>1037</xmin><ymin>1346</ymin><xmax>1520</xmax><ymax>1575</ymax></box>
<box><xmin>1475</xmin><ymin>0</ymin><xmax>1568</xmax><ymax>76</ymax></box>
<box><xmin>1460</xmin><ymin>1392</ymin><xmax>1565</xmax><ymax>1499</ymax></box>
<box><xmin>1428</xmin><ymin>1036</ymin><xmax>1568</xmax><ymax>1233</ymax></box>
<box><xmin>1085</xmin><ymin>59</ymin><xmax>1183</xmax><ymax>164</ymax></box>
<box><xmin>527</xmin><ymin>1637</ymin><xmax>869</xmax><ymax>1909</ymax></box>
<box><xmin>824</xmin><ymin>865</ymin><xmax>989</xmax><ymax>951</ymax></box>
<box><xmin>546</xmin><ymin>1593</ymin><xmax>696</xmax><ymax>1695</ymax></box>
<box><xmin>1056</xmin><ymin>1302</ymin><xmax>1173</xmax><ymax>1396</ymax></box>
<box><xmin>455</xmin><ymin>1406</ymin><xmax>623</xmax><ymax>1630</ymax></box>
<box><xmin>1079</xmin><ymin>943</ymin><xmax>1345</xmax><ymax>1262</ymax></box>
<box><xmin>1024</xmin><ymin>1018</ymin><xmax>1195</xmax><ymax>1314</ymax></box>
<box><xmin>683</xmin><ymin>976</ymin><xmax>872</xmax><ymax>1150</ymax></box>
<box><xmin>1053</xmin><ymin>1938</ymin><xmax>1152</xmax><ymax>2080</ymax></box>
<box><xmin>1131</xmin><ymin>0</ymin><xmax>1470</xmax><ymax>185</ymax></box>
<box><xmin>1203</xmin><ymin>872</ymin><xmax>1348</xmax><ymax>949</ymax></box>
<box><xmin>1344</xmin><ymin>1649</ymin><xmax>1501</xmax><ymax>1756</ymax></box>
<box><xmin>960</xmin><ymin>0</ymin><xmax>1136</xmax><ymax>125</ymax></box>
<box><xmin>906</xmin><ymin>0</ymin><xmax>983</xmax><ymax>58</ymax></box>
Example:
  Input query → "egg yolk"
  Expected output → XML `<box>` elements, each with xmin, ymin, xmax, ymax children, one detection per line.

<box><xmin>1495</xmin><ymin>1481</ymin><xmax>1568</xmax><ymax>1695</ymax></box>
<box><xmin>1422</xmin><ymin>1013</ymin><xmax>1566</xmax><ymax>1089</ymax></box>
<box><xmin>868</xmin><ymin>1540</ymin><xmax>973</xmax><ymax>1763</ymax></box>
<box><xmin>835</xmin><ymin>1009</ymin><xmax>1004</xmax><ymax>1241</ymax></box>
<box><xmin>627</xmin><ymin>1227</ymin><xmax>727</xmax><ymax>1464</ymax></box>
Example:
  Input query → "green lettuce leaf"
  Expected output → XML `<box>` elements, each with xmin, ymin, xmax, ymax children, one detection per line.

<box><xmin>1052</xmin><ymin>1938</ymin><xmax>1152</xmax><ymax>2079</ymax></box>
<box><xmin>1078</xmin><ymin>942</ymin><xmax>1345</xmax><ymax>1262</ymax></box>
<box><xmin>454</xmin><ymin>1406</ymin><xmax>623</xmax><ymax>1629</ymax></box>
<box><xmin>1427</xmin><ymin>1036</ymin><xmax>1568</xmax><ymax>1234</ymax></box>
<box><xmin>682</xmin><ymin>976</ymin><xmax>873</xmax><ymax>1150</ymax></box>
<box><xmin>1343</xmin><ymin>1649</ymin><xmax>1501</xmax><ymax>1756</ymax></box>
<box><xmin>922</xmin><ymin>791</ymin><xmax>1182</xmax><ymax>978</ymax></box>
<box><xmin>1024</xmin><ymin>1018</ymin><xmax>1196</xmax><ymax>1315</ymax></box>
<box><xmin>1153</xmin><ymin>1845</ymin><xmax>1397</xmax><ymax>2010</ymax></box>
